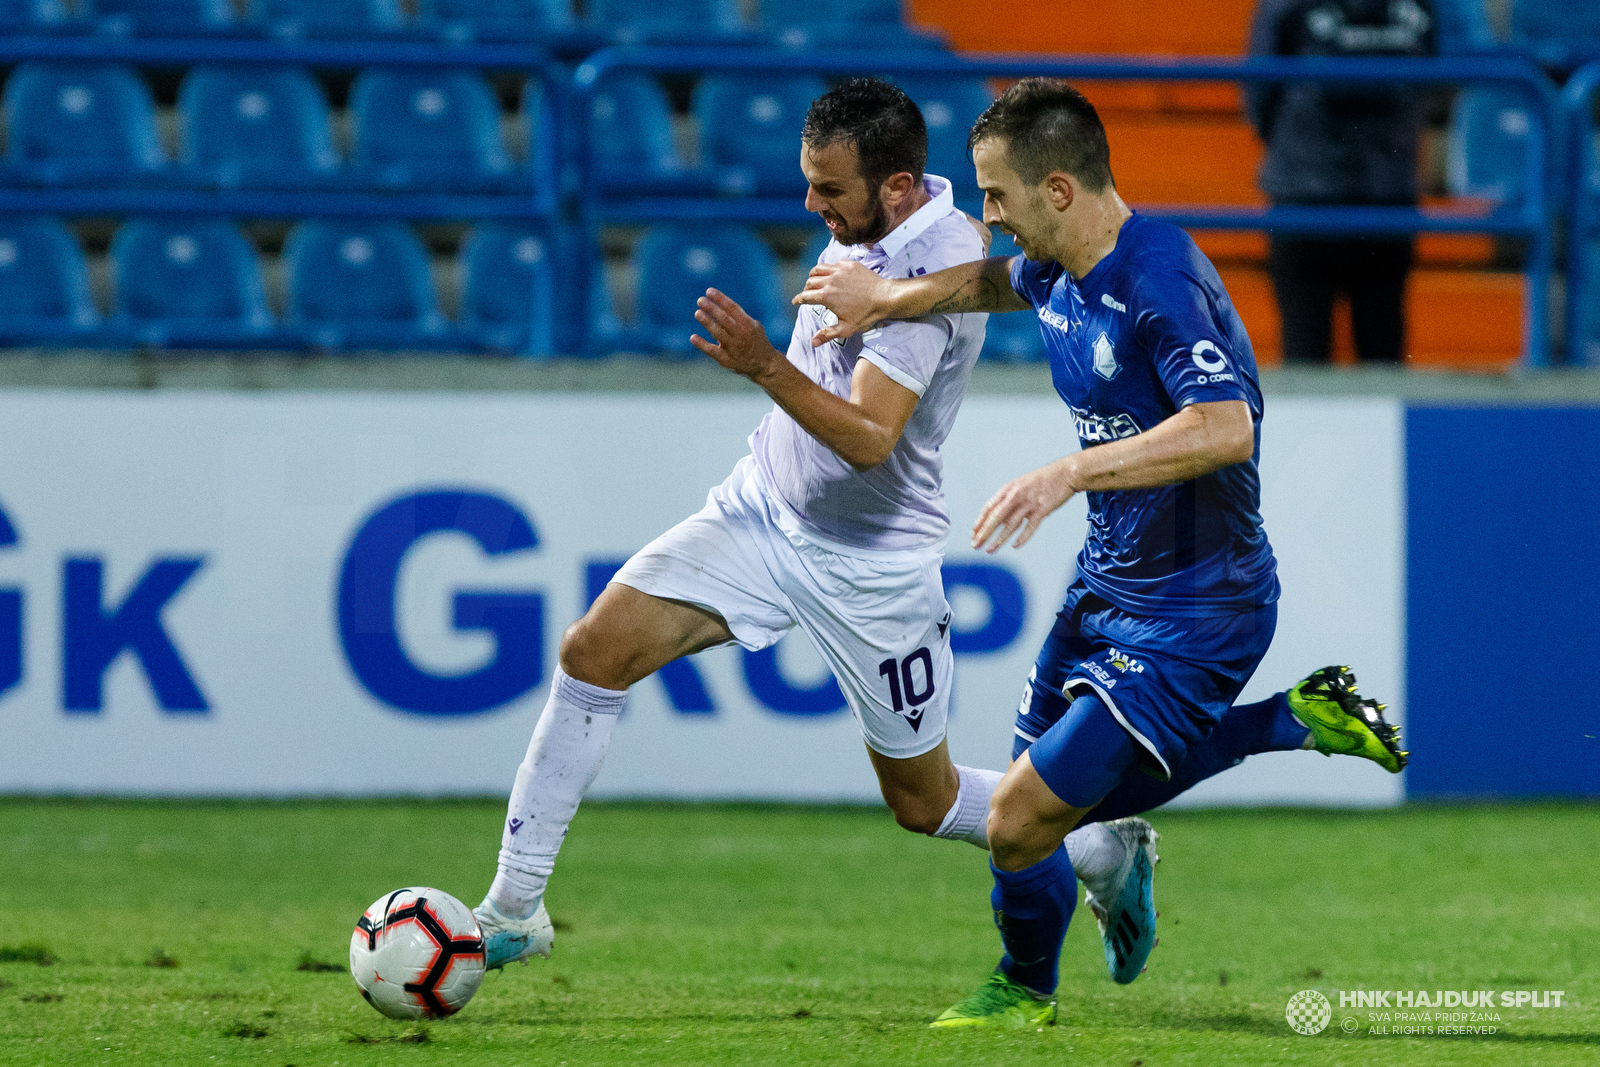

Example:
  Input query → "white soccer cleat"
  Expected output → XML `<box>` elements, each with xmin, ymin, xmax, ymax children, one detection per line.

<box><xmin>1082</xmin><ymin>817</ymin><xmax>1160</xmax><ymax>985</ymax></box>
<box><xmin>474</xmin><ymin>898</ymin><xmax>554</xmax><ymax>970</ymax></box>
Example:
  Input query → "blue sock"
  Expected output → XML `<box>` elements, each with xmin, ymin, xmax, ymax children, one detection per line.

<box><xmin>1255</xmin><ymin>693</ymin><xmax>1313</xmax><ymax>753</ymax></box>
<box><xmin>991</xmin><ymin>845</ymin><xmax>1077</xmax><ymax>995</ymax></box>
<box><xmin>1085</xmin><ymin>693</ymin><xmax>1310</xmax><ymax>823</ymax></box>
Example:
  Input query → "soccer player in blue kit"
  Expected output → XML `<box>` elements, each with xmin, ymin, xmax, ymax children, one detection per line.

<box><xmin>799</xmin><ymin>78</ymin><xmax>1409</xmax><ymax>1027</ymax></box>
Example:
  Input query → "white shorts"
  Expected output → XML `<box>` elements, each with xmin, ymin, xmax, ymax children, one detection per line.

<box><xmin>612</xmin><ymin>456</ymin><xmax>953</xmax><ymax>759</ymax></box>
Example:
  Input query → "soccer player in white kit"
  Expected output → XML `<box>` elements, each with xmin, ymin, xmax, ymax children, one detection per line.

<box><xmin>474</xmin><ymin>79</ymin><xmax>1150</xmax><ymax>974</ymax></box>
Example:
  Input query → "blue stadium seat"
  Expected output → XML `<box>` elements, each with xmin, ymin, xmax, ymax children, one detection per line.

<box><xmin>587</xmin><ymin>72</ymin><xmax>707</xmax><ymax>192</ymax></box>
<box><xmin>348</xmin><ymin>69</ymin><xmax>514</xmax><ymax>190</ymax></box>
<box><xmin>692</xmin><ymin>74</ymin><xmax>828</xmax><ymax>196</ymax></box>
<box><xmin>628</xmin><ymin>224</ymin><xmax>786</xmax><ymax>354</ymax></box>
<box><xmin>459</xmin><ymin>224</ymin><xmax>555</xmax><ymax>354</ymax></box>
<box><xmin>429</xmin><ymin>0</ymin><xmax>571</xmax><ymax>41</ymax></box>
<box><xmin>896</xmin><ymin>75</ymin><xmax>992</xmax><ymax>205</ymax></box>
<box><xmin>247</xmin><ymin>0</ymin><xmax>403</xmax><ymax>39</ymax></box>
<box><xmin>1512</xmin><ymin>0</ymin><xmax>1600</xmax><ymax>68</ymax></box>
<box><xmin>586</xmin><ymin>0</ymin><xmax>743</xmax><ymax>42</ymax></box>
<box><xmin>0</xmin><ymin>0</ymin><xmax>75</xmax><ymax>32</ymax></box>
<box><xmin>88</xmin><ymin>0</ymin><xmax>237</xmax><ymax>36</ymax></box>
<box><xmin>0</xmin><ymin>216</ymin><xmax>98</xmax><ymax>343</ymax></box>
<box><xmin>2</xmin><ymin>63</ymin><xmax>164</xmax><ymax>186</ymax></box>
<box><xmin>1446</xmin><ymin>88</ymin><xmax>1534</xmax><ymax>203</ymax></box>
<box><xmin>283</xmin><ymin>221</ymin><xmax>447</xmax><ymax>349</ymax></box>
<box><xmin>1433</xmin><ymin>0</ymin><xmax>1496</xmax><ymax>55</ymax></box>
<box><xmin>109</xmin><ymin>219</ymin><xmax>275</xmax><ymax>347</ymax></box>
<box><xmin>761</xmin><ymin>0</ymin><xmax>941</xmax><ymax>48</ymax></box>
<box><xmin>980</xmin><ymin>229</ymin><xmax>1044</xmax><ymax>362</ymax></box>
<box><xmin>177</xmin><ymin>66</ymin><xmax>339</xmax><ymax>189</ymax></box>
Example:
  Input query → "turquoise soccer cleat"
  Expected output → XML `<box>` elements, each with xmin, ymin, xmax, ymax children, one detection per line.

<box><xmin>474</xmin><ymin>898</ymin><xmax>554</xmax><ymax>970</ymax></box>
<box><xmin>1084</xmin><ymin>816</ymin><xmax>1159</xmax><ymax>985</ymax></box>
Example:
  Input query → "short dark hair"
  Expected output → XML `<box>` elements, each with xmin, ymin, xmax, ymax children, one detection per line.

<box><xmin>967</xmin><ymin>79</ymin><xmax>1114</xmax><ymax>192</ymax></box>
<box><xmin>802</xmin><ymin>78</ymin><xmax>927</xmax><ymax>190</ymax></box>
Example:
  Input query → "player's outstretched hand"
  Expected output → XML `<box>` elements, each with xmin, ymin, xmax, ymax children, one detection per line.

<box><xmin>793</xmin><ymin>260</ymin><xmax>894</xmax><ymax>346</ymax></box>
<box><xmin>692</xmin><ymin>289</ymin><xmax>783</xmax><ymax>381</ymax></box>
<box><xmin>972</xmin><ymin>458</ymin><xmax>1080</xmax><ymax>553</ymax></box>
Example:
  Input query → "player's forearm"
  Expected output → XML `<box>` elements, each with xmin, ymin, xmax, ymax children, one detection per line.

<box><xmin>752</xmin><ymin>359</ymin><xmax>902</xmax><ymax>470</ymax></box>
<box><xmin>888</xmin><ymin>257</ymin><xmax>1028</xmax><ymax>318</ymax></box>
<box><xmin>1060</xmin><ymin>402</ymin><xmax>1255</xmax><ymax>492</ymax></box>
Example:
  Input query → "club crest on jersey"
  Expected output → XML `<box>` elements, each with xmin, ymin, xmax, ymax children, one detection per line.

<box><xmin>1093</xmin><ymin>332</ymin><xmax>1120</xmax><ymax>380</ymax></box>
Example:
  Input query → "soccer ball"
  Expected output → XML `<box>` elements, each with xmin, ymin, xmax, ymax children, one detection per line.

<box><xmin>349</xmin><ymin>887</ymin><xmax>486</xmax><ymax>1020</ymax></box>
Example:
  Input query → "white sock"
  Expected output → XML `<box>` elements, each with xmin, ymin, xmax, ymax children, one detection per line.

<box><xmin>932</xmin><ymin>765</ymin><xmax>1003</xmax><ymax>848</ymax></box>
<box><xmin>487</xmin><ymin>667</ymin><xmax>626</xmax><ymax>919</ymax></box>
<box><xmin>1065</xmin><ymin>821</ymin><xmax>1127</xmax><ymax>899</ymax></box>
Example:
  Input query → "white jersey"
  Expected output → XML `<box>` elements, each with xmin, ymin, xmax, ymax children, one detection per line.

<box><xmin>750</xmin><ymin>174</ymin><xmax>988</xmax><ymax>553</ymax></box>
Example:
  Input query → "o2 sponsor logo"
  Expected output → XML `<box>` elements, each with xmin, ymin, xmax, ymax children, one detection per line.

<box><xmin>1191</xmin><ymin>340</ymin><xmax>1236</xmax><ymax>384</ymax></box>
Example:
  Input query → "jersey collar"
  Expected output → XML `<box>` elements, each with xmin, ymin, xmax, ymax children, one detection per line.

<box><xmin>868</xmin><ymin>174</ymin><xmax>956</xmax><ymax>264</ymax></box>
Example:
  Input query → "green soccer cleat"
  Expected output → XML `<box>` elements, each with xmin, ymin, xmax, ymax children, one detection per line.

<box><xmin>930</xmin><ymin>970</ymin><xmax>1057</xmax><ymax>1029</ymax></box>
<box><xmin>1286</xmin><ymin>666</ymin><xmax>1409</xmax><ymax>773</ymax></box>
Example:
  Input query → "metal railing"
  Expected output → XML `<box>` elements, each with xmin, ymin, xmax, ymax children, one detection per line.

<box><xmin>1562</xmin><ymin>62</ymin><xmax>1600</xmax><ymax>367</ymax></box>
<box><xmin>573</xmin><ymin>49</ymin><xmax>1559</xmax><ymax>363</ymax></box>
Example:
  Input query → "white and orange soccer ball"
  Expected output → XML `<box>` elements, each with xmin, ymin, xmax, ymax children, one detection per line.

<box><xmin>349</xmin><ymin>887</ymin><xmax>486</xmax><ymax>1020</ymax></box>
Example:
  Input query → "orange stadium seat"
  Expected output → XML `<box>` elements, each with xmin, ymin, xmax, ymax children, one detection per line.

<box><xmin>908</xmin><ymin>0</ymin><xmax>1251</xmax><ymax>55</ymax></box>
<box><xmin>1104</xmin><ymin>115</ymin><xmax>1265</xmax><ymax>205</ymax></box>
<box><xmin>1077</xmin><ymin>81</ymin><xmax>1245</xmax><ymax>116</ymax></box>
<box><xmin>1193</xmin><ymin>231</ymin><xmax>1496</xmax><ymax>268</ymax></box>
<box><xmin>1215</xmin><ymin>266</ymin><xmax>1523</xmax><ymax>370</ymax></box>
<box><xmin>1215</xmin><ymin>266</ymin><xmax>1280</xmax><ymax>366</ymax></box>
<box><xmin>1405</xmin><ymin>270</ymin><xmax>1523</xmax><ymax>370</ymax></box>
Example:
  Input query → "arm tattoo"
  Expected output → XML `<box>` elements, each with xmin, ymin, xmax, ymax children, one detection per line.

<box><xmin>928</xmin><ymin>274</ymin><xmax>1005</xmax><ymax>315</ymax></box>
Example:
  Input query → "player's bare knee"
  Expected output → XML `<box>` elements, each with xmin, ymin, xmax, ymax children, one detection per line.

<box><xmin>557</xmin><ymin>616</ymin><xmax>629</xmax><ymax>690</ymax></box>
<box><xmin>986</xmin><ymin>784</ymin><xmax>1054</xmax><ymax>868</ymax></box>
<box><xmin>985</xmin><ymin>804</ymin><xmax>1022</xmax><ymax>863</ymax></box>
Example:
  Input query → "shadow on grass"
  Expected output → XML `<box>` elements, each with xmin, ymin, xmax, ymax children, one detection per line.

<box><xmin>346</xmin><ymin>1028</ymin><xmax>429</xmax><ymax>1044</ymax></box>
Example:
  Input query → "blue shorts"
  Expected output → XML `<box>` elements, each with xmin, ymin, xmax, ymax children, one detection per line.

<box><xmin>1015</xmin><ymin>578</ymin><xmax>1276</xmax><ymax>785</ymax></box>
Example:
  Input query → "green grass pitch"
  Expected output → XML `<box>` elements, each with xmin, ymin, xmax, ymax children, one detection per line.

<box><xmin>1</xmin><ymin>798</ymin><xmax>1595</xmax><ymax>1066</ymax></box>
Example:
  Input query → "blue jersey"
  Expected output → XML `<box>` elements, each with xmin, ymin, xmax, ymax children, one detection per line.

<box><xmin>1009</xmin><ymin>212</ymin><xmax>1278</xmax><ymax>617</ymax></box>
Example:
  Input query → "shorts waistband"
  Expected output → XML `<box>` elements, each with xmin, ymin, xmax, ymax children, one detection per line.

<box><xmin>746</xmin><ymin>460</ymin><xmax>946</xmax><ymax>566</ymax></box>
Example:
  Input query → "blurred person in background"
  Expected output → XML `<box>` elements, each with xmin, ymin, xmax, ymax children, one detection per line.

<box><xmin>1249</xmin><ymin>0</ymin><xmax>1437</xmax><ymax>364</ymax></box>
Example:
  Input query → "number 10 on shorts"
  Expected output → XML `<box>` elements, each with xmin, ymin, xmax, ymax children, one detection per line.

<box><xmin>878</xmin><ymin>648</ymin><xmax>936</xmax><ymax>712</ymax></box>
